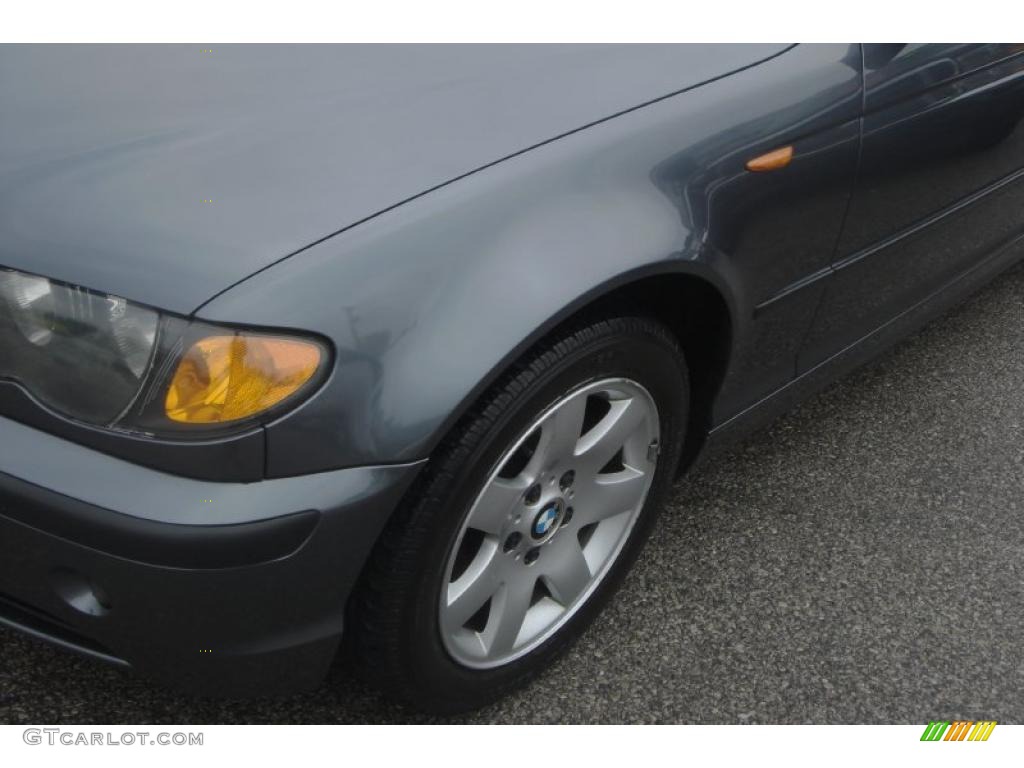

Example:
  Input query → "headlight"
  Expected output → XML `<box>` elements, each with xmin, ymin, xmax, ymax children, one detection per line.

<box><xmin>0</xmin><ymin>267</ymin><xmax>326</xmax><ymax>434</ymax></box>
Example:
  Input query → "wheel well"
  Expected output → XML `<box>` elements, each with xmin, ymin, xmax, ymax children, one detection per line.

<box><xmin>573</xmin><ymin>273</ymin><xmax>732</xmax><ymax>473</ymax></box>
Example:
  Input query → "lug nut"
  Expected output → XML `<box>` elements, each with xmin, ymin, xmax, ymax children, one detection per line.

<box><xmin>559</xmin><ymin>470</ymin><xmax>575</xmax><ymax>491</ymax></box>
<box><xmin>524</xmin><ymin>547</ymin><xmax>541</xmax><ymax>566</ymax></box>
<box><xmin>503</xmin><ymin>532</ymin><xmax>522</xmax><ymax>553</ymax></box>
<box><xmin>524</xmin><ymin>483</ymin><xmax>542</xmax><ymax>505</ymax></box>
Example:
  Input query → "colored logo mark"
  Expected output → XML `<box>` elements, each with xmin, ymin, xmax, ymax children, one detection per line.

<box><xmin>533</xmin><ymin>506</ymin><xmax>558</xmax><ymax>537</ymax></box>
<box><xmin>920</xmin><ymin>721</ymin><xmax>997</xmax><ymax>742</ymax></box>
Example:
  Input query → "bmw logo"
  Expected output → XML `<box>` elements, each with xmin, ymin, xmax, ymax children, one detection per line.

<box><xmin>532</xmin><ymin>503</ymin><xmax>561</xmax><ymax>539</ymax></box>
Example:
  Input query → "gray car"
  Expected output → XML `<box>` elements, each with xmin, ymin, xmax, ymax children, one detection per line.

<box><xmin>1</xmin><ymin>43</ymin><xmax>1023</xmax><ymax>712</ymax></box>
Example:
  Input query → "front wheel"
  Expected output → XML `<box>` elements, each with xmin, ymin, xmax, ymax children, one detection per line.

<box><xmin>352</xmin><ymin>315</ymin><xmax>689</xmax><ymax>713</ymax></box>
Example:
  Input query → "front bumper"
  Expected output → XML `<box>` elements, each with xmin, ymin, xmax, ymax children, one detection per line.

<box><xmin>0</xmin><ymin>416</ymin><xmax>423</xmax><ymax>697</ymax></box>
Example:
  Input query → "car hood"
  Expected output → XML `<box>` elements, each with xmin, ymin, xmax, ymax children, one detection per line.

<box><xmin>0</xmin><ymin>44</ymin><xmax>789</xmax><ymax>314</ymax></box>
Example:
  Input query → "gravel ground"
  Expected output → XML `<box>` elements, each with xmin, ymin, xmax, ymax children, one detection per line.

<box><xmin>1</xmin><ymin>261</ymin><xmax>1022</xmax><ymax>725</ymax></box>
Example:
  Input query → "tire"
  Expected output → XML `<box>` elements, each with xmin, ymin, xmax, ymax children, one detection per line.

<box><xmin>351</xmin><ymin>314</ymin><xmax>689</xmax><ymax>713</ymax></box>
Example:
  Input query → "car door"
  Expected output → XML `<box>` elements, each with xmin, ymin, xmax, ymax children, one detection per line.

<box><xmin>799</xmin><ymin>43</ymin><xmax>1024</xmax><ymax>370</ymax></box>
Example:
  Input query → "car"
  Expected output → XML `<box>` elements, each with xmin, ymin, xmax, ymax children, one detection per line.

<box><xmin>1</xmin><ymin>43</ymin><xmax>1022</xmax><ymax>714</ymax></box>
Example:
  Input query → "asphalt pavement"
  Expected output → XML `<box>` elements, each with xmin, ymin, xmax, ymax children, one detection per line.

<box><xmin>1</xmin><ymin>261</ymin><xmax>1022</xmax><ymax>724</ymax></box>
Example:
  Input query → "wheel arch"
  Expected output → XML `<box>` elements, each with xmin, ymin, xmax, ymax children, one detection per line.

<box><xmin>426</xmin><ymin>265</ymin><xmax>735</xmax><ymax>476</ymax></box>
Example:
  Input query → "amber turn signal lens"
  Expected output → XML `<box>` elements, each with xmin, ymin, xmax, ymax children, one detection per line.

<box><xmin>165</xmin><ymin>335</ymin><xmax>322</xmax><ymax>424</ymax></box>
<box><xmin>745</xmin><ymin>145</ymin><xmax>794</xmax><ymax>172</ymax></box>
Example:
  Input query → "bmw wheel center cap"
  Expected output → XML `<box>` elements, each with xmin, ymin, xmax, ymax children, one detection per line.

<box><xmin>531</xmin><ymin>499</ymin><xmax>564</xmax><ymax>540</ymax></box>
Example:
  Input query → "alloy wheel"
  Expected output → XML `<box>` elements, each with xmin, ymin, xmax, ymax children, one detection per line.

<box><xmin>439</xmin><ymin>378</ymin><xmax>660</xmax><ymax>668</ymax></box>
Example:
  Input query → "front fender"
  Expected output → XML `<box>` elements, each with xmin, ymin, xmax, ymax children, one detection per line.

<box><xmin>197</xmin><ymin>43</ymin><xmax>861</xmax><ymax>477</ymax></box>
